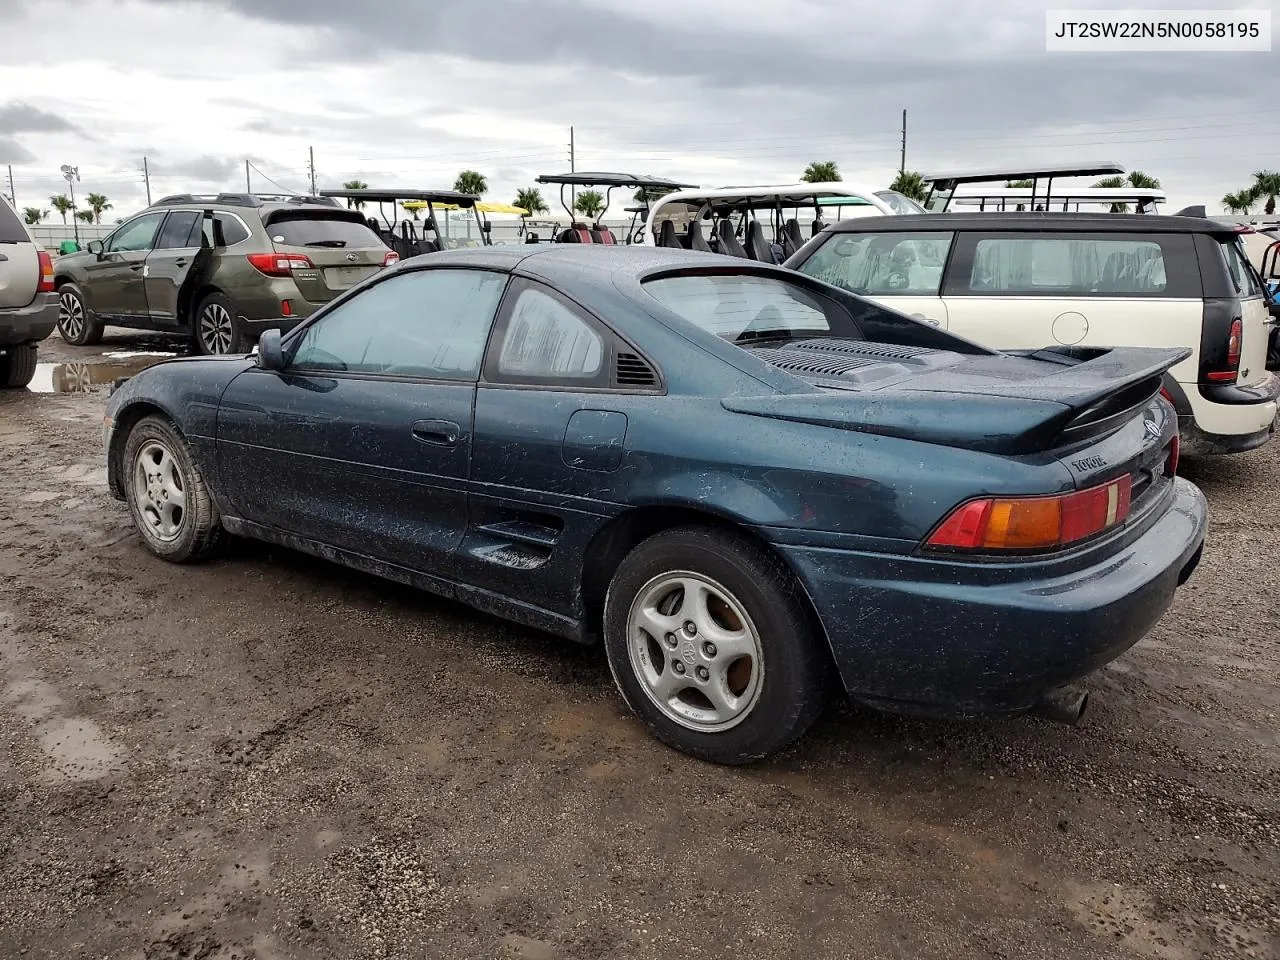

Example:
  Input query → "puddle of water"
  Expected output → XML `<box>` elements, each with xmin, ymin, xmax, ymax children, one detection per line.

<box><xmin>28</xmin><ymin>354</ymin><xmax>174</xmax><ymax>395</ymax></box>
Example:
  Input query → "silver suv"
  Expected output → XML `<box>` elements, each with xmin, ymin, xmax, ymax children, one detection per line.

<box><xmin>0</xmin><ymin>194</ymin><xmax>58</xmax><ymax>388</ymax></box>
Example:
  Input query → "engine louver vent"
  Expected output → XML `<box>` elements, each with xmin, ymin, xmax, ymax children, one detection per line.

<box><xmin>790</xmin><ymin>339</ymin><xmax>937</xmax><ymax>361</ymax></box>
<box><xmin>615</xmin><ymin>352</ymin><xmax>658</xmax><ymax>386</ymax></box>
<box><xmin>750</xmin><ymin>347</ymin><xmax>878</xmax><ymax>378</ymax></box>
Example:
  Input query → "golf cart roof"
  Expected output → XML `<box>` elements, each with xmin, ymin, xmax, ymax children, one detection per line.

<box><xmin>921</xmin><ymin>162</ymin><xmax>1126</xmax><ymax>187</ymax></box>
<box><xmin>649</xmin><ymin>182</ymin><xmax>898</xmax><ymax>217</ymax></box>
<box><xmin>320</xmin><ymin>188</ymin><xmax>481</xmax><ymax>207</ymax></box>
<box><xmin>535</xmin><ymin>172</ymin><xmax>698</xmax><ymax>190</ymax></box>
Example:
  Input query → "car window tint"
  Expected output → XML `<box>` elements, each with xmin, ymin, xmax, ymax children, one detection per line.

<box><xmin>645</xmin><ymin>273</ymin><xmax>836</xmax><ymax>341</ymax></box>
<box><xmin>290</xmin><ymin>269</ymin><xmax>506</xmax><ymax>378</ymax></box>
<box><xmin>497</xmin><ymin>288</ymin><xmax>603</xmax><ymax>378</ymax></box>
<box><xmin>1221</xmin><ymin>239</ymin><xmax>1263</xmax><ymax>297</ymax></box>
<box><xmin>267</xmin><ymin>215</ymin><xmax>384</xmax><ymax>249</ymax></box>
<box><xmin>107</xmin><ymin>213</ymin><xmax>165</xmax><ymax>252</ymax></box>
<box><xmin>969</xmin><ymin>237</ymin><xmax>1168</xmax><ymax>294</ymax></box>
<box><xmin>198</xmin><ymin>212</ymin><xmax>250</xmax><ymax>247</ymax></box>
<box><xmin>0</xmin><ymin>199</ymin><xmax>27</xmax><ymax>243</ymax></box>
<box><xmin>799</xmin><ymin>231</ymin><xmax>953</xmax><ymax>295</ymax></box>
<box><xmin>154</xmin><ymin>211</ymin><xmax>201</xmax><ymax>250</ymax></box>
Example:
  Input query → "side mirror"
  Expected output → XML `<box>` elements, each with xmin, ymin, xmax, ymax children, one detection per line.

<box><xmin>257</xmin><ymin>328</ymin><xmax>285</xmax><ymax>371</ymax></box>
<box><xmin>87</xmin><ymin>240</ymin><xmax>104</xmax><ymax>257</ymax></box>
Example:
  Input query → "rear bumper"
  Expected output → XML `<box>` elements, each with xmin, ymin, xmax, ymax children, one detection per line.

<box><xmin>1180</xmin><ymin>413</ymin><xmax>1276</xmax><ymax>456</ymax></box>
<box><xmin>778</xmin><ymin>478</ymin><xmax>1208</xmax><ymax>716</ymax></box>
<box><xmin>0</xmin><ymin>292</ymin><xmax>58</xmax><ymax>345</ymax></box>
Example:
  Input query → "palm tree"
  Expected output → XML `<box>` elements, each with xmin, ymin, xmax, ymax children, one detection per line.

<box><xmin>50</xmin><ymin>194</ymin><xmax>74</xmax><ymax>224</ymax></box>
<box><xmin>22</xmin><ymin>207</ymin><xmax>47</xmax><ymax>225</ymax></box>
<box><xmin>802</xmin><ymin>161</ymin><xmax>841</xmax><ymax>183</ymax></box>
<box><xmin>454</xmin><ymin>170</ymin><xmax>487</xmax><ymax>197</ymax></box>
<box><xmin>633</xmin><ymin>186</ymin><xmax>676</xmax><ymax>204</ymax></box>
<box><xmin>342</xmin><ymin>179</ymin><xmax>368</xmax><ymax>210</ymax></box>
<box><xmin>1222</xmin><ymin>191</ymin><xmax>1255</xmax><ymax>215</ymax></box>
<box><xmin>1252</xmin><ymin>170</ymin><xmax>1280</xmax><ymax>215</ymax></box>
<box><xmin>889</xmin><ymin>170</ymin><xmax>928</xmax><ymax>202</ymax></box>
<box><xmin>573</xmin><ymin>189</ymin><xmax>605</xmax><ymax>221</ymax></box>
<box><xmin>1127</xmin><ymin>171</ymin><xmax>1161</xmax><ymax>189</ymax></box>
<box><xmin>513</xmin><ymin>187</ymin><xmax>548</xmax><ymax>217</ymax></box>
<box><xmin>1094</xmin><ymin>175</ymin><xmax>1129</xmax><ymax>212</ymax></box>
<box><xmin>1005</xmin><ymin>179</ymin><xmax>1035</xmax><ymax>188</ymax></box>
<box><xmin>85</xmin><ymin>192</ymin><xmax>112</xmax><ymax>224</ymax></box>
<box><xmin>74</xmin><ymin>210</ymin><xmax>95</xmax><ymax>224</ymax></box>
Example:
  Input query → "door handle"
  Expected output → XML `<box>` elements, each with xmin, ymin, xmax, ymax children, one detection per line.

<box><xmin>130</xmin><ymin>263</ymin><xmax>144</xmax><ymax>271</ymax></box>
<box><xmin>412</xmin><ymin>419</ymin><xmax>461</xmax><ymax>447</ymax></box>
<box><xmin>174</xmin><ymin>258</ymin><xmax>187</xmax><ymax>267</ymax></box>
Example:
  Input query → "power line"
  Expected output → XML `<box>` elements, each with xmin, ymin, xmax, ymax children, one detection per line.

<box><xmin>247</xmin><ymin>160</ymin><xmax>307</xmax><ymax>195</ymax></box>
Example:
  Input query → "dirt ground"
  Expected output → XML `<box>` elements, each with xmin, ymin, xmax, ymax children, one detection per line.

<box><xmin>1</xmin><ymin>330</ymin><xmax>1277</xmax><ymax>960</ymax></box>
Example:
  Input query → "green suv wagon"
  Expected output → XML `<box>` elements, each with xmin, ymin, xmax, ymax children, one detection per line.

<box><xmin>52</xmin><ymin>193</ymin><xmax>398</xmax><ymax>354</ymax></box>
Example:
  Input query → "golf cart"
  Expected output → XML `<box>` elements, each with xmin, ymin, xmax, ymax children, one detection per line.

<box><xmin>643</xmin><ymin>183</ymin><xmax>904</xmax><ymax>262</ymax></box>
<box><xmin>319</xmin><ymin>188</ymin><xmax>489</xmax><ymax>259</ymax></box>
<box><xmin>920</xmin><ymin>162</ymin><xmax>1139</xmax><ymax>213</ymax></box>
<box><xmin>534</xmin><ymin>172</ymin><xmax>698</xmax><ymax>244</ymax></box>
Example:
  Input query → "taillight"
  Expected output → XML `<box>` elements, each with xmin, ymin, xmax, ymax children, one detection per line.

<box><xmin>383</xmin><ymin>251</ymin><xmax>400</xmax><ymax>267</ymax></box>
<box><xmin>1206</xmin><ymin>318</ymin><xmax>1243</xmax><ymax>382</ymax></box>
<box><xmin>926</xmin><ymin>476</ymin><xmax>1133</xmax><ymax>552</ymax></box>
<box><xmin>246</xmin><ymin>252</ymin><xmax>313</xmax><ymax>277</ymax></box>
<box><xmin>1166</xmin><ymin>434</ymin><xmax>1180</xmax><ymax>476</ymax></box>
<box><xmin>37</xmin><ymin>251</ymin><xmax>54</xmax><ymax>293</ymax></box>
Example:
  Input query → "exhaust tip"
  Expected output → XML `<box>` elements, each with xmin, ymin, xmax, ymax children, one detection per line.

<box><xmin>1031</xmin><ymin>687</ymin><xmax>1089</xmax><ymax>726</ymax></box>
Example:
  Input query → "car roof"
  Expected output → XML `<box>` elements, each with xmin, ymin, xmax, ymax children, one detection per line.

<box><xmin>823</xmin><ymin>212</ymin><xmax>1237</xmax><ymax>236</ymax></box>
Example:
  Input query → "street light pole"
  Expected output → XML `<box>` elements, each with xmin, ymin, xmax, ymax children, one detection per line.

<box><xmin>60</xmin><ymin>164</ymin><xmax>80</xmax><ymax>245</ymax></box>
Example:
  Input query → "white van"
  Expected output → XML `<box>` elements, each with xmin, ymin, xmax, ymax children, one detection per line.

<box><xmin>787</xmin><ymin>212</ymin><xmax>1279</xmax><ymax>456</ymax></box>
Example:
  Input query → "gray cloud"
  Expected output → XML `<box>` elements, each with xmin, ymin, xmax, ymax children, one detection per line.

<box><xmin>0</xmin><ymin>100</ymin><xmax>83</xmax><ymax>135</ymax></box>
<box><xmin>149</xmin><ymin>155</ymin><xmax>248</xmax><ymax>184</ymax></box>
<box><xmin>0</xmin><ymin>137</ymin><xmax>38</xmax><ymax>164</ymax></box>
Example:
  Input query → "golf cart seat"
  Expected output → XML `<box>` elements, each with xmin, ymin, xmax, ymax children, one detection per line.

<box><xmin>716</xmin><ymin>219</ymin><xmax>748</xmax><ymax>258</ymax></box>
<box><xmin>592</xmin><ymin>224</ymin><xmax>617</xmax><ymax>244</ymax></box>
<box><xmin>557</xmin><ymin>224</ymin><xmax>594</xmax><ymax>243</ymax></box>
<box><xmin>811</xmin><ymin>218</ymin><xmax>827</xmax><ymax>237</ymax></box>
<box><xmin>782</xmin><ymin>219</ymin><xmax>804</xmax><ymax>258</ymax></box>
<box><xmin>657</xmin><ymin>220</ymin><xmax>683</xmax><ymax>249</ymax></box>
<box><xmin>745</xmin><ymin>220</ymin><xmax>774</xmax><ymax>262</ymax></box>
<box><xmin>687</xmin><ymin>219</ymin><xmax>712</xmax><ymax>252</ymax></box>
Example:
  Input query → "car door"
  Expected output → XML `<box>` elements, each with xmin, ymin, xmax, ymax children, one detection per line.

<box><xmin>793</xmin><ymin>230</ymin><xmax>952</xmax><ymax>328</ymax></box>
<box><xmin>81</xmin><ymin>212</ymin><xmax>166</xmax><ymax>319</ymax></box>
<box><xmin>460</xmin><ymin>278</ymin><xmax>661</xmax><ymax>623</ymax></box>
<box><xmin>215</xmin><ymin>266</ymin><xmax>508</xmax><ymax>576</ymax></box>
<box><xmin>940</xmin><ymin>232</ymin><xmax>1203</xmax><ymax>385</ymax></box>
<box><xmin>142</xmin><ymin>210</ymin><xmax>203</xmax><ymax>326</ymax></box>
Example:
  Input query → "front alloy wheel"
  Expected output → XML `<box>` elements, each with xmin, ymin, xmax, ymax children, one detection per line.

<box><xmin>122</xmin><ymin>415</ymin><xmax>224</xmax><ymax>562</ymax></box>
<box><xmin>132</xmin><ymin>440</ymin><xmax>187</xmax><ymax>542</ymax></box>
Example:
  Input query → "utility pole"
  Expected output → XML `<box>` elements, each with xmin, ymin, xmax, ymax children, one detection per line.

<box><xmin>5</xmin><ymin>165</ymin><xmax>14</xmax><ymax>207</ymax></box>
<box><xmin>899</xmin><ymin>109</ymin><xmax>907</xmax><ymax>175</ymax></box>
<box><xmin>142</xmin><ymin>156</ymin><xmax>151</xmax><ymax>205</ymax></box>
<box><xmin>308</xmin><ymin>146</ymin><xmax>316</xmax><ymax>195</ymax></box>
<box><xmin>568</xmin><ymin>125</ymin><xmax>576</xmax><ymax>214</ymax></box>
<box><xmin>245</xmin><ymin>159</ymin><xmax>251</xmax><ymax>193</ymax></box>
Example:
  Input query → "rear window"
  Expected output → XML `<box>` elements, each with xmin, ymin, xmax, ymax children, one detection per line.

<box><xmin>0</xmin><ymin>199</ymin><xmax>29</xmax><ymax>244</ymax></box>
<box><xmin>968</xmin><ymin>237</ymin><xmax>1168</xmax><ymax>294</ymax></box>
<box><xmin>645</xmin><ymin>273</ymin><xmax>846</xmax><ymax>341</ymax></box>
<box><xmin>799</xmin><ymin>231</ymin><xmax>953</xmax><ymax>295</ymax></box>
<box><xmin>267</xmin><ymin>215</ymin><xmax>384</xmax><ymax>249</ymax></box>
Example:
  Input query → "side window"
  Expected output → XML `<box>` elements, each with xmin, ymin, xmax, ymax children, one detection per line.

<box><xmin>1221</xmin><ymin>239</ymin><xmax>1263</xmax><ymax>298</ymax></box>
<box><xmin>492</xmin><ymin>286</ymin><xmax>604</xmax><ymax>382</ymax></box>
<box><xmin>199</xmin><ymin>212</ymin><xmax>250</xmax><ymax>248</ymax></box>
<box><xmin>106</xmin><ymin>213</ymin><xmax>165</xmax><ymax>253</ymax></box>
<box><xmin>290</xmin><ymin>269</ymin><xmax>507</xmax><ymax>378</ymax></box>
<box><xmin>154</xmin><ymin>211</ymin><xmax>201</xmax><ymax>250</ymax></box>
<box><xmin>967</xmin><ymin>236</ymin><xmax>1169</xmax><ymax>295</ymax></box>
<box><xmin>798</xmin><ymin>231</ymin><xmax>954</xmax><ymax>295</ymax></box>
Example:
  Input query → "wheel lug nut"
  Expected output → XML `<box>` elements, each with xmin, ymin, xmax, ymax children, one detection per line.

<box><xmin>672</xmin><ymin>661</ymin><xmax>686</xmax><ymax>675</ymax></box>
<box><xmin>684</xmin><ymin>621</ymin><xmax>697</xmax><ymax>636</ymax></box>
<box><xmin>695</xmin><ymin>666</ymin><xmax>710</xmax><ymax>681</ymax></box>
<box><xmin>664</xmin><ymin>633</ymin><xmax>677</xmax><ymax>648</ymax></box>
<box><xmin>703</xmin><ymin>642</ymin><xmax>717</xmax><ymax>658</ymax></box>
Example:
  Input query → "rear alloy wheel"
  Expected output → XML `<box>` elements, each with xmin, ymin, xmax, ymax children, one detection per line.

<box><xmin>0</xmin><ymin>343</ymin><xmax>38</xmax><ymax>388</ymax></box>
<box><xmin>56</xmin><ymin>284</ymin><xmax>103</xmax><ymax>346</ymax></box>
<box><xmin>122</xmin><ymin>415</ymin><xmax>224</xmax><ymax>562</ymax></box>
<box><xmin>603</xmin><ymin>526</ymin><xmax>829</xmax><ymax>764</ymax></box>
<box><xmin>195</xmin><ymin>292</ymin><xmax>247</xmax><ymax>355</ymax></box>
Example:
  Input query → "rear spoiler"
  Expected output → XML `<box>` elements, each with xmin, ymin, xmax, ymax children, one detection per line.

<box><xmin>723</xmin><ymin>346</ymin><xmax>1189</xmax><ymax>454</ymax></box>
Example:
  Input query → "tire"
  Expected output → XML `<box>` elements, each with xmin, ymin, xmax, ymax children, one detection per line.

<box><xmin>122</xmin><ymin>415</ymin><xmax>224</xmax><ymax>562</ymax></box>
<box><xmin>56</xmin><ymin>283</ymin><xmax>103</xmax><ymax>346</ymax></box>
<box><xmin>603</xmin><ymin>525</ymin><xmax>829</xmax><ymax>764</ymax></box>
<box><xmin>0</xmin><ymin>343</ymin><xmax>38</xmax><ymax>388</ymax></box>
<box><xmin>194</xmin><ymin>291</ymin><xmax>248</xmax><ymax>356</ymax></box>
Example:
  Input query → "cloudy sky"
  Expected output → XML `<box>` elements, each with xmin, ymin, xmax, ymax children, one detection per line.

<box><xmin>0</xmin><ymin>0</ymin><xmax>1275</xmax><ymax>223</ymax></box>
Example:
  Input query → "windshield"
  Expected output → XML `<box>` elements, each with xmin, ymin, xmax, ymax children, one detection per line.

<box><xmin>268</xmin><ymin>215</ymin><xmax>384</xmax><ymax>249</ymax></box>
<box><xmin>875</xmin><ymin>191</ymin><xmax>926</xmax><ymax>215</ymax></box>
<box><xmin>644</xmin><ymin>272</ymin><xmax>849</xmax><ymax>342</ymax></box>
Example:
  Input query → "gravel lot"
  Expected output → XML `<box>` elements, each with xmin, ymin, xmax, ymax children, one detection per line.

<box><xmin>1</xmin><ymin>331</ymin><xmax>1277</xmax><ymax>960</ymax></box>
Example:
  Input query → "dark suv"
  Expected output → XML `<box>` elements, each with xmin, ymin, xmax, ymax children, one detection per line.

<box><xmin>52</xmin><ymin>193</ymin><xmax>398</xmax><ymax>354</ymax></box>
